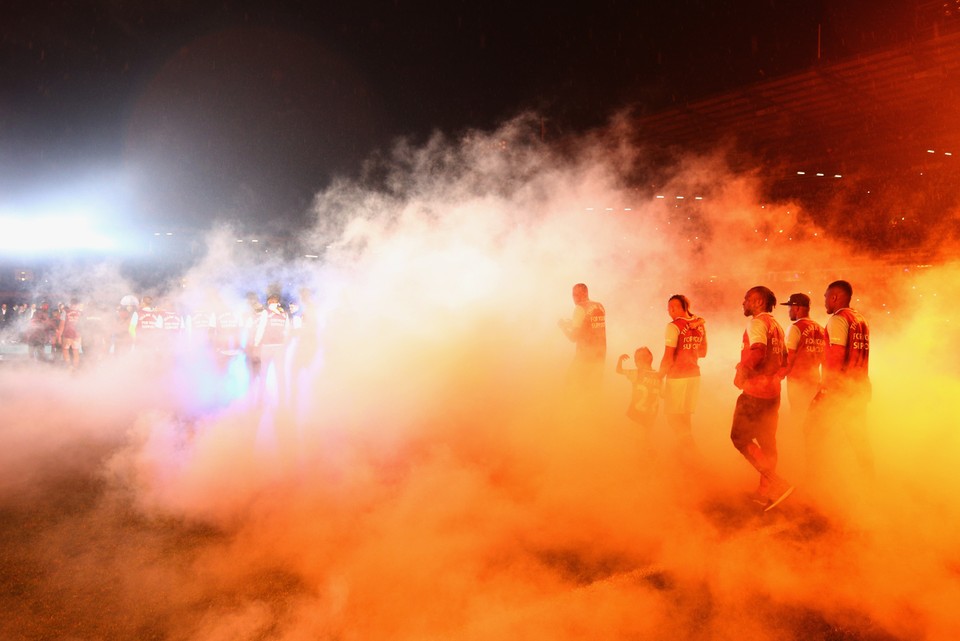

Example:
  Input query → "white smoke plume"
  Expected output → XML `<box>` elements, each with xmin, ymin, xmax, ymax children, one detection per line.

<box><xmin>1</xmin><ymin>113</ymin><xmax>958</xmax><ymax>640</ymax></box>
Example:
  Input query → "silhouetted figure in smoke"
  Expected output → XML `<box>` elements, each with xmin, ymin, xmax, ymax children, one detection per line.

<box><xmin>159</xmin><ymin>301</ymin><xmax>185</xmax><ymax>358</ymax></box>
<box><xmin>131</xmin><ymin>296</ymin><xmax>162</xmax><ymax>353</ymax></box>
<box><xmin>50</xmin><ymin>303</ymin><xmax>63</xmax><ymax>355</ymax></box>
<box><xmin>243</xmin><ymin>292</ymin><xmax>265</xmax><ymax>380</ymax></box>
<box><xmin>616</xmin><ymin>346</ymin><xmax>660</xmax><ymax>453</ymax></box>
<box><xmin>160</xmin><ymin>303</ymin><xmax>183</xmax><ymax>333</ymax></box>
<box><xmin>805</xmin><ymin>280</ymin><xmax>873</xmax><ymax>486</ymax></box>
<box><xmin>288</xmin><ymin>287</ymin><xmax>320</xmax><ymax>416</ymax></box>
<box><xmin>113</xmin><ymin>303</ymin><xmax>135</xmax><ymax>355</ymax></box>
<box><xmin>187</xmin><ymin>305</ymin><xmax>216</xmax><ymax>351</ymax></box>
<box><xmin>80</xmin><ymin>302</ymin><xmax>109</xmax><ymax>363</ymax></box>
<box><xmin>731</xmin><ymin>286</ymin><xmax>794</xmax><ymax>510</ymax></box>
<box><xmin>56</xmin><ymin>298</ymin><xmax>83</xmax><ymax>370</ymax></box>
<box><xmin>657</xmin><ymin>294</ymin><xmax>707</xmax><ymax>460</ymax></box>
<box><xmin>558</xmin><ymin>283</ymin><xmax>606</xmax><ymax>390</ymax></box>
<box><xmin>779</xmin><ymin>293</ymin><xmax>825</xmax><ymax>418</ymax></box>
<box><xmin>26</xmin><ymin>302</ymin><xmax>54</xmax><ymax>362</ymax></box>
<box><xmin>14</xmin><ymin>303</ymin><xmax>30</xmax><ymax>338</ymax></box>
<box><xmin>252</xmin><ymin>293</ymin><xmax>290</xmax><ymax>407</ymax></box>
<box><xmin>213</xmin><ymin>303</ymin><xmax>242</xmax><ymax>367</ymax></box>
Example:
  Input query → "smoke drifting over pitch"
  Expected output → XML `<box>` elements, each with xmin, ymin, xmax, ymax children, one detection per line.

<box><xmin>2</xmin><ymin>115</ymin><xmax>959</xmax><ymax>640</ymax></box>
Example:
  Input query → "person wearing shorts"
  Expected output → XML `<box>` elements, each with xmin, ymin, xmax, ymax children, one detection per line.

<box><xmin>658</xmin><ymin>294</ymin><xmax>707</xmax><ymax>459</ymax></box>
<box><xmin>57</xmin><ymin>298</ymin><xmax>84</xmax><ymax>369</ymax></box>
<box><xmin>731</xmin><ymin>286</ymin><xmax>794</xmax><ymax>510</ymax></box>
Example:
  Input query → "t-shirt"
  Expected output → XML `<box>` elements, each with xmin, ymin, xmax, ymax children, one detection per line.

<box><xmin>257</xmin><ymin>309</ymin><xmax>288</xmax><ymax>346</ymax></box>
<box><xmin>627</xmin><ymin>368</ymin><xmax>660</xmax><ymax>415</ymax></box>
<box><xmin>60</xmin><ymin>307</ymin><xmax>83</xmax><ymax>339</ymax></box>
<box><xmin>824</xmin><ymin>307</ymin><xmax>870</xmax><ymax>393</ymax></box>
<box><xmin>664</xmin><ymin>316</ymin><xmax>705</xmax><ymax>378</ymax></box>
<box><xmin>785</xmin><ymin>317</ymin><xmax>825</xmax><ymax>384</ymax></box>
<box><xmin>572</xmin><ymin>300</ymin><xmax>606</xmax><ymax>362</ymax></box>
<box><xmin>739</xmin><ymin>312</ymin><xmax>785</xmax><ymax>399</ymax></box>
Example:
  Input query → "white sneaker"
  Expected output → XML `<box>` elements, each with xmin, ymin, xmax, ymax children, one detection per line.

<box><xmin>763</xmin><ymin>478</ymin><xmax>795</xmax><ymax>512</ymax></box>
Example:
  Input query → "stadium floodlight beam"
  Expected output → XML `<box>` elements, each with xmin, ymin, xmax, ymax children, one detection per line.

<box><xmin>0</xmin><ymin>168</ymin><xmax>143</xmax><ymax>258</ymax></box>
<box><xmin>0</xmin><ymin>213</ymin><xmax>120</xmax><ymax>256</ymax></box>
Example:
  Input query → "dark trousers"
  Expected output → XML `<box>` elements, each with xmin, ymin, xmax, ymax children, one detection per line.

<box><xmin>730</xmin><ymin>393</ymin><xmax>781</xmax><ymax>474</ymax></box>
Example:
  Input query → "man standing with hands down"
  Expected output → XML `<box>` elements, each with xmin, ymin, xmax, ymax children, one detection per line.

<box><xmin>806</xmin><ymin>280</ymin><xmax>873</xmax><ymax>483</ymax></box>
<box><xmin>779</xmin><ymin>293</ymin><xmax>825</xmax><ymax>417</ymax></box>
<box><xmin>732</xmin><ymin>286</ymin><xmax>794</xmax><ymax>511</ymax></box>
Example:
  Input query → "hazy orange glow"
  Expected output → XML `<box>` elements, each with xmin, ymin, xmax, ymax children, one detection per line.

<box><xmin>1</xmin><ymin>116</ymin><xmax>958</xmax><ymax>640</ymax></box>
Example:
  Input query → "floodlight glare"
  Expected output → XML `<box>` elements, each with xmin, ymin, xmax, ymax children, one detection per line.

<box><xmin>0</xmin><ymin>214</ymin><xmax>118</xmax><ymax>256</ymax></box>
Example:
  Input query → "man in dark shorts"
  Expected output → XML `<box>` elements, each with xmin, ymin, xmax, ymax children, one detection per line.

<box><xmin>732</xmin><ymin>286</ymin><xmax>793</xmax><ymax>511</ymax></box>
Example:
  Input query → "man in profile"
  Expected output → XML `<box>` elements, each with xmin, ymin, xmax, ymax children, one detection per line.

<box><xmin>806</xmin><ymin>280</ymin><xmax>872</xmax><ymax>483</ymax></box>
<box><xmin>732</xmin><ymin>286</ymin><xmax>793</xmax><ymax>510</ymax></box>
<box><xmin>558</xmin><ymin>283</ymin><xmax>606</xmax><ymax>389</ymax></box>
<box><xmin>779</xmin><ymin>293</ymin><xmax>825</xmax><ymax>418</ymax></box>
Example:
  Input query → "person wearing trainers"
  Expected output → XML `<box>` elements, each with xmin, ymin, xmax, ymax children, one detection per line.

<box><xmin>731</xmin><ymin>286</ymin><xmax>794</xmax><ymax>511</ymax></box>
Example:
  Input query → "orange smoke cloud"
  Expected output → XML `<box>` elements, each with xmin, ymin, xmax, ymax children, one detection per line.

<box><xmin>1</xmin><ymin>115</ymin><xmax>959</xmax><ymax>640</ymax></box>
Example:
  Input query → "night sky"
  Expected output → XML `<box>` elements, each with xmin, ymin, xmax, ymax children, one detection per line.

<box><xmin>0</xmin><ymin>0</ymin><xmax>913</xmax><ymax>229</ymax></box>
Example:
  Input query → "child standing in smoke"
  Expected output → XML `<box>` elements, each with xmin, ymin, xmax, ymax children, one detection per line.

<box><xmin>616</xmin><ymin>347</ymin><xmax>661</xmax><ymax>452</ymax></box>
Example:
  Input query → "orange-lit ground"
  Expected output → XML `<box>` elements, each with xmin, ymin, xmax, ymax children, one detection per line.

<box><xmin>1</xmin><ymin>121</ymin><xmax>958</xmax><ymax>640</ymax></box>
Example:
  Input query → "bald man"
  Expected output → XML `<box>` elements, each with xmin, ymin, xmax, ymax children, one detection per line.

<box><xmin>558</xmin><ymin>283</ymin><xmax>606</xmax><ymax>389</ymax></box>
<box><xmin>806</xmin><ymin>279</ymin><xmax>873</xmax><ymax>485</ymax></box>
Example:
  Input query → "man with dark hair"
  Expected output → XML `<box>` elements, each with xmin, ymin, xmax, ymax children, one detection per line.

<box><xmin>732</xmin><ymin>286</ymin><xmax>793</xmax><ymax>510</ymax></box>
<box><xmin>779</xmin><ymin>293</ymin><xmax>825</xmax><ymax>417</ymax></box>
<box><xmin>806</xmin><ymin>280</ymin><xmax>873</xmax><ymax>481</ymax></box>
<box><xmin>558</xmin><ymin>283</ymin><xmax>606</xmax><ymax>388</ymax></box>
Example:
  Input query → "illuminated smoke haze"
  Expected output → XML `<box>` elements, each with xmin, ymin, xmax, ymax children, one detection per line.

<box><xmin>2</xmin><ymin>114</ymin><xmax>959</xmax><ymax>641</ymax></box>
